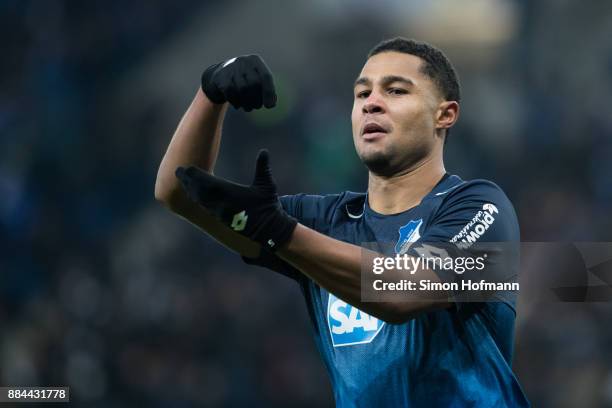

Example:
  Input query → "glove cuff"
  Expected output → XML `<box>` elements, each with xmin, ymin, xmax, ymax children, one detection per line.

<box><xmin>201</xmin><ymin>62</ymin><xmax>225</xmax><ymax>104</ymax></box>
<box><xmin>267</xmin><ymin>213</ymin><xmax>298</xmax><ymax>252</ymax></box>
<box><xmin>253</xmin><ymin>210</ymin><xmax>298</xmax><ymax>252</ymax></box>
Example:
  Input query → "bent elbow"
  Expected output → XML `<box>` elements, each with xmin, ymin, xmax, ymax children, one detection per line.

<box><xmin>154</xmin><ymin>179</ymin><xmax>170</xmax><ymax>205</ymax></box>
<box><xmin>154</xmin><ymin>179</ymin><xmax>182</xmax><ymax>211</ymax></box>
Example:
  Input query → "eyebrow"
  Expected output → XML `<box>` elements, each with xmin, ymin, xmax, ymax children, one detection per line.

<box><xmin>353</xmin><ymin>75</ymin><xmax>415</xmax><ymax>88</ymax></box>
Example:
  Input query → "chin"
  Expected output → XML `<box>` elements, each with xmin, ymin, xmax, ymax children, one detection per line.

<box><xmin>360</xmin><ymin>151</ymin><xmax>395</xmax><ymax>176</ymax></box>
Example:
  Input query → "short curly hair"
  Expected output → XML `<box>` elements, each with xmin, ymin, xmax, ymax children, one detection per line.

<box><xmin>368</xmin><ymin>37</ymin><xmax>461</xmax><ymax>103</ymax></box>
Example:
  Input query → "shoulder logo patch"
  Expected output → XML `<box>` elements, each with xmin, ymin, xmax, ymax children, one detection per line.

<box><xmin>450</xmin><ymin>203</ymin><xmax>499</xmax><ymax>248</ymax></box>
<box><xmin>395</xmin><ymin>219</ymin><xmax>423</xmax><ymax>255</ymax></box>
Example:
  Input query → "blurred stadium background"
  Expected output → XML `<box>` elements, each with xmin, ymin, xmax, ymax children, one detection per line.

<box><xmin>2</xmin><ymin>0</ymin><xmax>612</xmax><ymax>406</ymax></box>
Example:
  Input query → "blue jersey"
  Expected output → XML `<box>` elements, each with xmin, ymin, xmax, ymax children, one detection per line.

<box><xmin>244</xmin><ymin>174</ymin><xmax>529</xmax><ymax>407</ymax></box>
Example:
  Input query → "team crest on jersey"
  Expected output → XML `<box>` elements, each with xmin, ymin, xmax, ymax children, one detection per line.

<box><xmin>395</xmin><ymin>219</ymin><xmax>423</xmax><ymax>254</ymax></box>
<box><xmin>327</xmin><ymin>293</ymin><xmax>384</xmax><ymax>347</ymax></box>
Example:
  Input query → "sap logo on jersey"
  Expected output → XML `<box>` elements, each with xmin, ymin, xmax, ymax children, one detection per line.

<box><xmin>327</xmin><ymin>294</ymin><xmax>384</xmax><ymax>347</ymax></box>
<box><xmin>395</xmin><ymin>219</ymin><xmax>423</xmax><ymax>255</ymax></box>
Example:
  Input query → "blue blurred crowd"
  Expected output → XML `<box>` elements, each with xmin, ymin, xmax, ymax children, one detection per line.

<box><xmin>1</xmin><ymin>0</ymin><xmax>612</xmax><ymax>406</ymax></box>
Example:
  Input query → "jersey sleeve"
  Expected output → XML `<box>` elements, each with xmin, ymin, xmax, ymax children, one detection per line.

<box><xmin>416</xmin><ymin>180</ymin><xmax>520</xmax><ymax>305</ymax></box>
<box><xmin>422</xmin><ymin>180</ymin><xmax>519</xmax><ymax>243</ymax></box>
<box><xmin>241</xmin><ymin>193</ymin><xmax>346</xmax><ymax>282</ymax></box>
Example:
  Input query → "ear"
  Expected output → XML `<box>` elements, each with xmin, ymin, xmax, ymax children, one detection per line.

<box><xmin>435</xmin><ymin>101</ymin><xmax>460</xmax><ymax>133</ymax></box>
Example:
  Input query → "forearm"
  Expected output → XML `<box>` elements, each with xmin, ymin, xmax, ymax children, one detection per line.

<box><xmin>278</xmin><ymin>224</ymin><xmax>450</xmax><ymax>323</ymax></box>
<box><xmin>155</xmin><ymin>88</ymin><xmax>228</xmax><ymax>205</ymax></box>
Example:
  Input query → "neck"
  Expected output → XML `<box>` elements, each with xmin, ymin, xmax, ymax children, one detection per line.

<box><xmin>367</xmin><ymin>151</ymin><xmax>446</xmax><ymax>215</ymax></box>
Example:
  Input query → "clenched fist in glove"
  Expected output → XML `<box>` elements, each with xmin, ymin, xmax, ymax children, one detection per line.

<box><xmin>201</xmin><ymin>55</ymin><xmax>277</xmax><ymax>111</ymax></box>
<box><xmin>175</xmin><ymin>150</ymin><xmax>297</xmax><ymax>251</ymax></box>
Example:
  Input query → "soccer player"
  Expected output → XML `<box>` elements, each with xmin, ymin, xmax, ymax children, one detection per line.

<box><xmin>155</xmin><ymin>38</ymin><xmax>530</xmax><ymax>407</ymax></box>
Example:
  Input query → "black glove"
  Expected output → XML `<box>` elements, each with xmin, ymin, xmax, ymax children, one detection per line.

<box><xmin>201</xmin><ymin>55</ymin><xmax>277</xmax><ymax>111</ymax></box>
<box><xmin>175</xmin><ymin>150</ymin><xmax>297</xmax><ymax>251</ymax></box>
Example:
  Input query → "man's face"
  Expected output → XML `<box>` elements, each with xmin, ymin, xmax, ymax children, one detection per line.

<box><xmin>352</xmin><ymin>51</ymin><xmax>443</xmax><ymax>176</ymax></box>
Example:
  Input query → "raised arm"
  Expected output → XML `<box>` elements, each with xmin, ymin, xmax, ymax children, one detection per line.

<box><xmin>155</xmin><ymin>89</ymin><xmax>226</xmax><ymax>202</ymax></box>
<box><xmin>155</xmin><ymin>55</ymin><xmax>276</xmax><ymax>257</ymax></box>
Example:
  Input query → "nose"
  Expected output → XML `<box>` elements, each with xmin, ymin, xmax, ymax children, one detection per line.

<box><xmin>362</xmin><ymin>92</ymin><xmax>385</xmax><ymax>115</ymax></box>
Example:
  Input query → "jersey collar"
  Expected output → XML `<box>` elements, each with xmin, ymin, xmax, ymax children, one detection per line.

<box><xmin>345</xmin><ymin>173</ymin><xmax>463</xmax><ymax>219</ymax></box>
